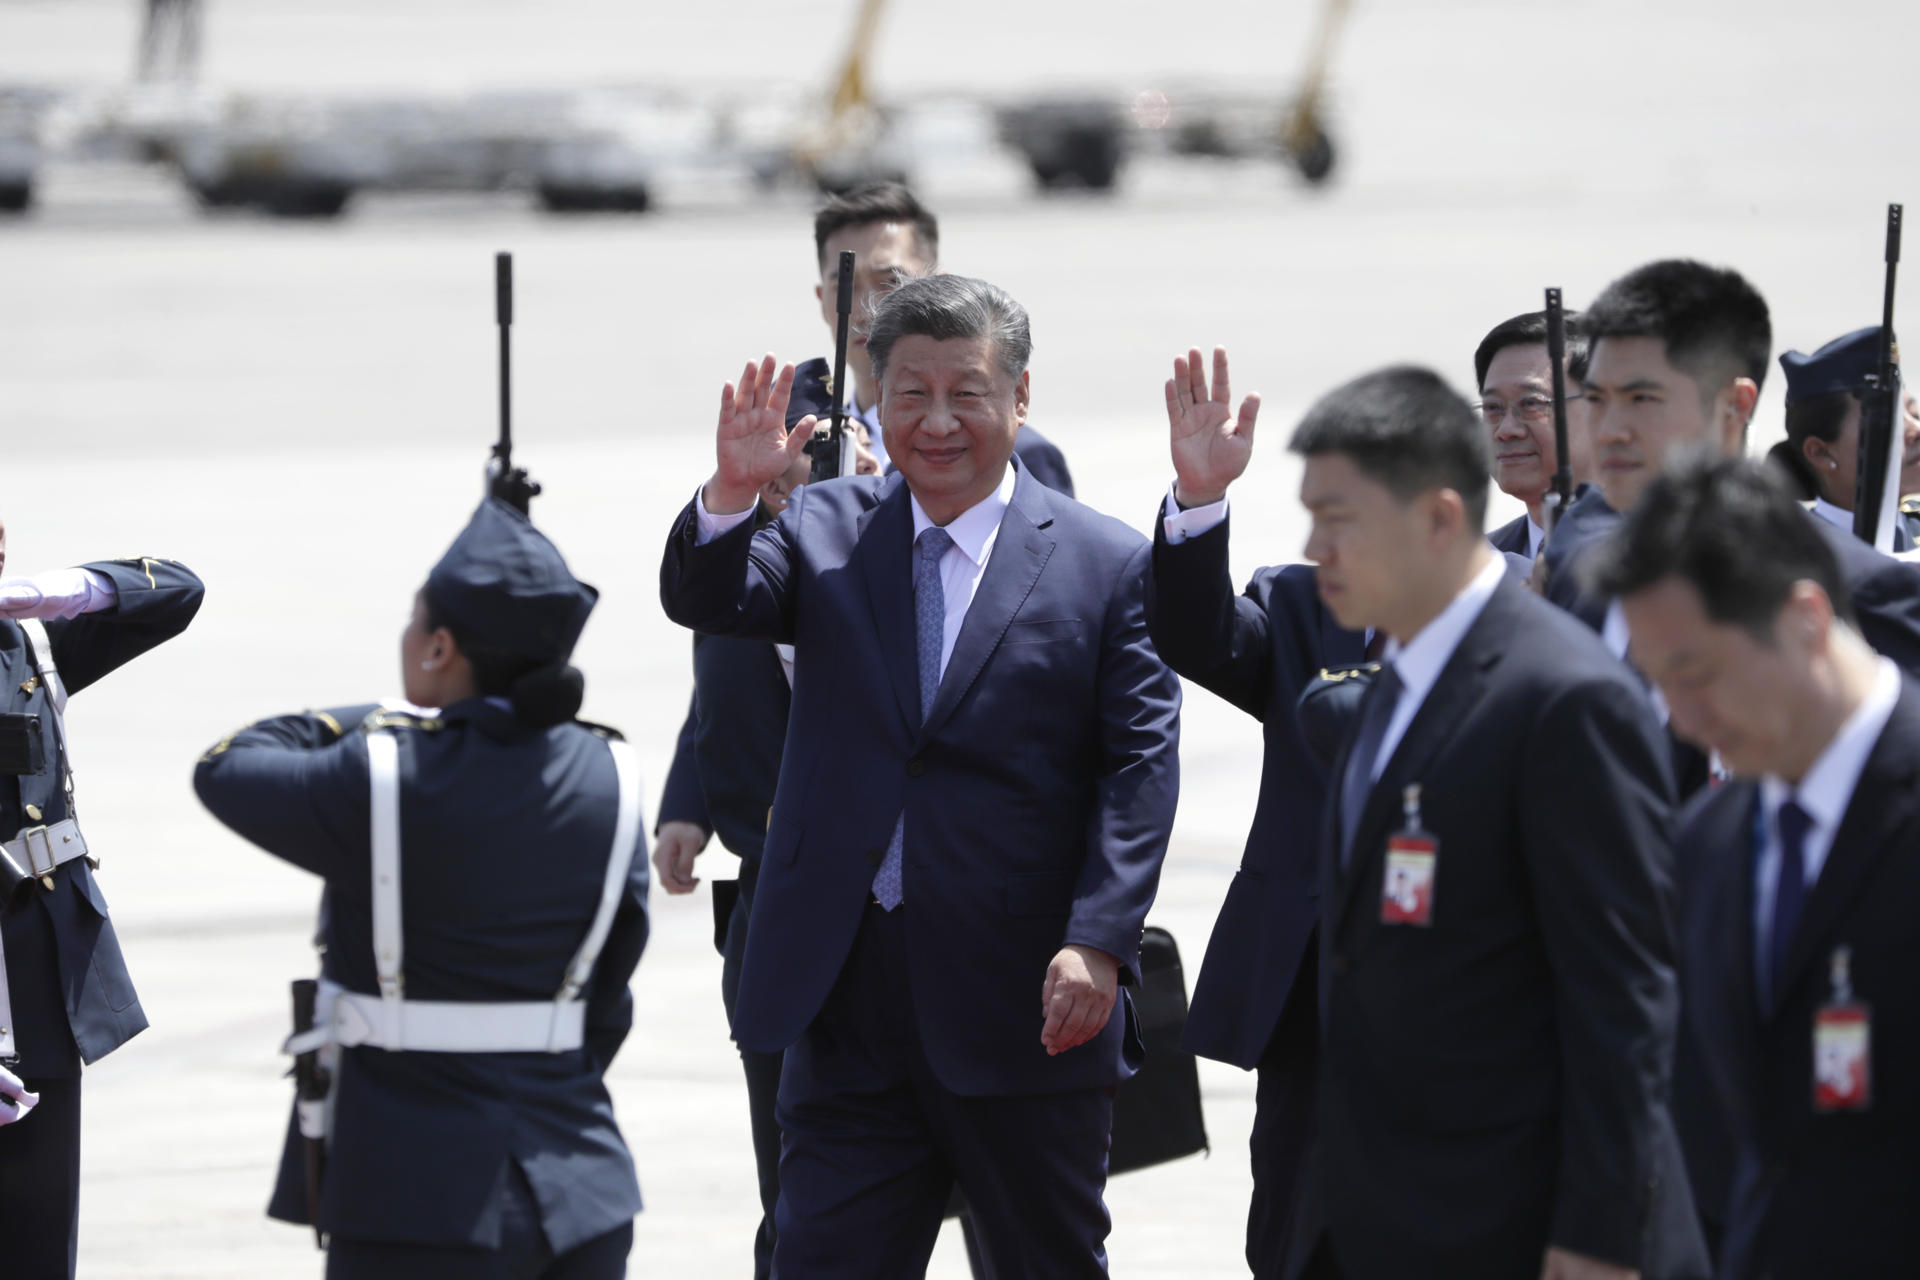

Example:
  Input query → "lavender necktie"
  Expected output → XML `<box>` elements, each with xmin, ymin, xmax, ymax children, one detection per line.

<box><xmin>873</xmin><ymin>527</ymin><xmax>953</xmax><ymax>909</ymax></box>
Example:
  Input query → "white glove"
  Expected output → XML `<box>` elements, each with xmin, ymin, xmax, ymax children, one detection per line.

<box><xmin>0</xmin><ymin>569</ymin><xmax>117</xmax><ymax>621</ymax></box>
<box><xmin>0</xmin><ymin>1062</ymin><xmax>39</xmax><ymax>1127</ymax></box>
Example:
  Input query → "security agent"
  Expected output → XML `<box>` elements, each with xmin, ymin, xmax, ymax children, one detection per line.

<box><xmin>1543</xmin><ymin>259</ymin><xmax>1920</xmax><ymax>680</ymax></box>
<box><xmin>783</xmin><ymin>182</ymin><xmax>1075</xmax><ymax>493</ymax></box>
<box><xmin>1765</xmin><ymin>324</ymin><xmax>1920</xmax><ymax>550</ymax></box>
<box><xmin>1597</xmin><ymin>453</ymin><xmax>1920</xmax><ymax>1280</ymax></box>
<box><xmin>1473</xmin><ymin>309</ymin><xmax>1594</xmax><ymax>557</ymax></box>
<box><xmin>0</xmin><ymin>549</ymin><xmax>204</xmax><ymax>1280</ymax></box>
<box><xmin>194</xmin><ymin>500</ymin><xmax>648</xmax><ymax>1280</ymax></box>
<box><xmin>1273</xmin><ymin>366</ymin><xmax>1704</xmax><ymax>1280</ymax></box>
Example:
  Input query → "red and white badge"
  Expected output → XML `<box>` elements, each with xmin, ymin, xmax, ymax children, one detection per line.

<box><xmin>1813</xmin><ymin>945</ymin><xmax>1871</xmax><ymax>1113</ymax></box>
<box><xmin>1379</xmin><ymin>784</ymin><xmax>1437</xmax><ymax>927</ymax></box>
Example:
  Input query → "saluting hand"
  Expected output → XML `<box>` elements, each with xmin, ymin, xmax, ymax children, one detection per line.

<box><xmin>1167</xmin><ymin>346</ymin><xmax>1261</xmax><ymax>510</ymax></box>
<box><xmin>1040</xmin><ymin>944</ymin><xmax>1119</xmax><ymax>1056</ymax></box>
<box><xmin>705</xmin><ymin>354</ymin><xmax>818</xmax><ymax>517</ymax></box>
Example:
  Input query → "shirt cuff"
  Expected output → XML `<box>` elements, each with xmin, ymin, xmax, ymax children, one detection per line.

<box><xmin>693</xmin><ymin>486</ymin><xmax>757</xmax><ymax>545</ymax></box>
<box><xmin>80</xmin><ymin>569</ymin><xmax>118</xmax><ymax>613</ymax></box>
<box><xmin>1161</xmin><ymin>483</ymin><xmax>1229</xmax><ymax>545</ymax></box>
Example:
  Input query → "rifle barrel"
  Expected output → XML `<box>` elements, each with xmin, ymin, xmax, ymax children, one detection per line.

<box><xmin>496</xmin><ymin>252</ymin><xmax>513</xmax><ymax>467</ymax></box>
<box><xmin>830</xmin><ymin>249</ymin><xmax>855</xmax><ymax>441</ymax></box>
<box><xmin>1543</xmin><ymin>287</ymin><xmax>1574</xmax><ymax>532</ymax></box>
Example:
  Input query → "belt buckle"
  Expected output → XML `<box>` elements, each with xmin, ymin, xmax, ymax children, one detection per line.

<box><xmin>19</xmin><ymin>825</ymin><xmax>55</xmax><ymax>888</ymax></box>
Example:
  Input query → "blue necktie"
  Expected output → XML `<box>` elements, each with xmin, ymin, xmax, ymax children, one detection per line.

<box><xmin>1338</xmin><ymin>662</ymin><xmax>1402</xmax><ymax>871</ymax></box>
<box><xmin>1767</xmin><ymin>798</ymin><xmax>1814</xmax><ymax>1008</ymax></box>
<box><xmin>872</xmin><ymin>526</ymin><xmax>954</xmax><ymax>910</ymax></box>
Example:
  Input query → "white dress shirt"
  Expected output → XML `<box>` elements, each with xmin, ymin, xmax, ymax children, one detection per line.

<box><xmin>1364</xmin><ymin>554</ymin><xmax>1506</xmax><ymax>782</ymax></box>
<box><xmin>693</xmin><ymin>466</ymin><xmax>1017</xmax><ymax>684</ymax></box>
<box><xmin>1160</xmin><ymin>483</ymin><xmax>1227</xmax><ymax>545</ymax></box>
<box><xmin>1525</xmin><ymin>516</ymin><xmax>1546</xmax><ymax>560</ymax></box>
<box><xmin>1752</xmin><ymin>656</ymin><xmax>1901</xmax><ymax>981</ymax></box>
<box><xmin>1811</xmin><ymin>496</ymin><xmax>1855</xmax><ymax>537</ymax></box>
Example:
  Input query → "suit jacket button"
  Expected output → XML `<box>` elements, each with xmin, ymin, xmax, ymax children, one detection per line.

<box><xmin>865</xmin><ymin>848</ymin><xmax>883</xmax><ymax>867</ymax></box>
<box><xmin>906</xmin><ymin>758</ymin><xmax>925</xmax><ymax>777</ymax></box>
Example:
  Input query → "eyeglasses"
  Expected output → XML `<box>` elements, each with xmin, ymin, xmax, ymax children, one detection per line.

<box><xmin>1477</xmin><ymin>394</ymin><xmax>1564</xmax><ymax>428</ymax></box>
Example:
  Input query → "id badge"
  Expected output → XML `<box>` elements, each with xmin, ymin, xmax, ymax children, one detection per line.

<box><xmin>1814</xmin><ymin>1003</ymin><xmax>1872</xmax><ymax>1112</ymax></box>
<box><xmin>1381</xmin><ymin>835</ymin><xmax>1437</xmax><ymax>926</ymax></box>
<box><xmin>1379</xmin><ymin>785</ymin><xmax>1436</xmax><ymax>927</ymax></box>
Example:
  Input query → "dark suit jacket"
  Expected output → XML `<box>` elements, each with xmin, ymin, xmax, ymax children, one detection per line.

<box><xmin>1677</xmin><ymin>681</ymin><xmax>1920</xmax><ymax>1280</ymax></box>
<box><xmin>655</xmin><ymin>700</ymin><xmax>709</xmax><ymax>835</ymax></box>
<box><xmin>1487</xmin><ymin>512</ymin><xmax>1534</xmax><ymax>557</ymax></box>
<box><xmin>788</xmin><ymin>356</ymin><xmax>1077</xmax><ymax>497</ymax></box>
<box><xmin>659</xmin><ymin>461</ymin><xmax>1180</xmax><ymax>1096</ymax></box>
<box><xmin>193</xmin><ymin>701</ymin><xmax>649</xmax><ymax>1253</ymax></box>
<box><xmin>1</xmin><ymin>557</ymin><xmax>203</xmax><ymax>1077</ymax></box>
<box><xmin>1143</xmin><ymin>514</ymin><xmax>1365</xmax><ymax>1069</ymax></box>
<box><xmin>1301</xmin><ymin>575</ymin><xmax>1707</xmax><ymax>1279</ymax></box>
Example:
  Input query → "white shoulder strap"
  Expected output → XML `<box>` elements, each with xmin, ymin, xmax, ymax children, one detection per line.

<box><xmin>555</xmin><ymin>738</ymin><xmax>643</xmax><ymax>1005</ymax></box>
<box><xmin>365</xmin><ymin>728</ymin><xmax>405</xmax><ymax>1049</ymax></box>
<box><xmin>18</xmin><ymin>619</ymin><xmax>74</xmax><ymax>808</ymax></box>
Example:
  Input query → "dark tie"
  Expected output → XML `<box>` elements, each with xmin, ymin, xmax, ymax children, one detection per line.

<box><xmin>872</xmin><ymin>526</ymin><xmax>954</xmax><ymax>909</ymax></box>
<box><xmin>1767</xmin><ymin>798</ymin><xmax>1814</xmax><ymax>1008</ymax></box>
<box><xmin>1338</xmin><ymin>662</ymin><xmax>1402</xmax><ymax>870</ymax></box>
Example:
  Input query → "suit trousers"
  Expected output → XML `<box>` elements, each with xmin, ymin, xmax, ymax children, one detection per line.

<box><xmin>1249</xmin><ymin>946</ymin><xmax>1319</xmax><ymax>1279</ymax></box>
<box><xmin>0</xmin><ymin>1073</ymin><xmax>82</xmax><ymax>1280</ymax></box>
<box><xmin>325</xmin><ymin>1164</ymin><xmax>631</xmax><ymax>1280</ymax></box>
<box><xmin>772</xmin><ymin>902</ymin><xmax>1114</xmax><ymax>1280</ymax></box>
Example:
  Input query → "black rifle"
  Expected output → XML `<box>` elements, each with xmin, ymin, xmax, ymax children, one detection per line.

<box><xmin>289</xmin><ymin>978</ymin><xmax>330</xmax><ymax>1248</ymax></box>
<box><xmin>1853</xmin><ymin>204</ymin><xmax>1904</xmax><ymax>545</ymax></box>
<box><xmin>489</xmin><ymin>252</ymin><xmax>542</xmax><ymax>514</ymax></box>
<box><xmin>1543</xmin><ymin>286</ymin><xmax>1574</xmax><ymax>534</ymax></box>
<box><xmin>806</xmin><ymin>249</ymin><xmax>857</xmax><ymax>484</ymax></box>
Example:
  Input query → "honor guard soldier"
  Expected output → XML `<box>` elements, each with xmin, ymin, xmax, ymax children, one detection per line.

<box><xmin>0</xmin><ymin>550</ymin><xmax>203</xmax><ymax>1279</ymax></box>
<box><xmin>194</xmin><ymin>498</ymin><xmax>649</xmax><ymax>1280</ymax></box>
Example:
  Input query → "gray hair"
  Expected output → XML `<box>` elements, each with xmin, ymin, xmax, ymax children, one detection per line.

<box><xmin>866</xmin><ymin>274</ymin><xmax>1032</xmax><ymax>384</ymax></box>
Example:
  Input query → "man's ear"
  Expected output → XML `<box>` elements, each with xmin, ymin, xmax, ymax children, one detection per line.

<box><xmin>1719</xmin><ymin>377</ymin><xmax>1760</xmax><ymax>453</ymax></box>
<box><xmin>1425</xmin><ymin>488</ymin><xmax>1467</xmax><ymax>547</ymax></box>
<box><xmin>1013</xmin><ymin>370</ymin><xmax>1031</xmax><ymax>425</ymax></box>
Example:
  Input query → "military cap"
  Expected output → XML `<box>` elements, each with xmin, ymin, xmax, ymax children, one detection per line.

<box><xmin>1779</xmin><ymin>326</ymin><xmax>1884</xmax><ymax>406</ymax></box>
<box><xmin>424</xmin><ymin>499</ymin><xmax>597</xmax><ymax>662</ymax></box>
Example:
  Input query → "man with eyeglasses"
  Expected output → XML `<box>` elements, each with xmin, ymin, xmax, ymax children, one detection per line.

<box><xmin>1473</xmin><ymin>310</ymin><xmax>1594</xmax><ymax>559</ymax></box>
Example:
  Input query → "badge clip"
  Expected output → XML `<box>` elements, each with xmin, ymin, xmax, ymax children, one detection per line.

<box><xmin>1813</xmin><ymin>945</ymin><xmax>1872</xmax><ymax>1113</ymax></box>
<box><xmin>1381</xmin><ymin>784</ymin><xmax>1437</xmax><ymax>927</ymax></box>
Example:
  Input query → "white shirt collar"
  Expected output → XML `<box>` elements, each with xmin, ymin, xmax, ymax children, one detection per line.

<box><xmin>1811</xmin><ymin>496</ymin><xmax>1855</xmax><ymax>536</ymax></box>
<box><xmin>1527</xmin><ymin>517</ymin><xmax>1546</xmax><ymax>559</ymax></box>
<box><xmin>1759</xmin><ymin>657</ymin><xmax>1902</xmax><ymax>839</ymax></box>
<box><xmin>909</xmin><ymin>464</ymin><xmax>1016</xmax><ymax>565</ymax></box>
<box><xmin>1381</xmin><ymin>553</ymin><xmax>1506</xmax><ymax>702</ymax></box>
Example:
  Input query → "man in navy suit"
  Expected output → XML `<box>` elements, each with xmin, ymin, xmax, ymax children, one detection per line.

<box><xmin>1597</xmin><ymin>454</ymin><xmax>1920</xmax><ymax>1279</ymax></box>
<box><xmin>1252</xmin><ymin>366</ymin><xmax>1704</xmax><ymax>1279</ymax></box>
<box><xmin>659</xmin><ymin>273</ymin><xmax>1180</xmax><ymax>1279</ymax></box>
<box><xmin>1544</xmin><ymin>260</ymin><xmax>1920</xmax><ymax>677</ymax></box>
<box><xmin>1473</xmin><ymin>309</ymin><xmax>1593</xmax><ymax>558</ymax></box>
<box><xmin>1143</xmin><ymin>346</ymin><xmax>1363</xmax><ymax>1277</ymax></box>
<box><xmin>0</xmin><ymin>552</ymin><xmax>203</xmax><ymax>1279</ymax></box>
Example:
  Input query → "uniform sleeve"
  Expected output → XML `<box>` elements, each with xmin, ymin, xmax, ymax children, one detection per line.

<box><xmin>1520</xmin><ymin>674</ymin><xmax>1682</xmax><ymax>1265</ymax></box>
<box><xmin>1064</xmin><ymin>541</ymin><xmax>1182</xmax><ymax>980</ymax></box>
<box><xmin>45</xmin><ymin>558</ymin><xmax>205</xmax><ymax>695</ymax></box>
<box><xmin>192</xmin><ymin>709</ymin><xmax>376</xmax><ymax>878</ymax></box>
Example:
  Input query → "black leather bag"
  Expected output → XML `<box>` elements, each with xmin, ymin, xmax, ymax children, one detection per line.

<box><xmin>946</xmin><ymin>924</ymin><xmax>1207</xmax><ymax>1217</ymax></box>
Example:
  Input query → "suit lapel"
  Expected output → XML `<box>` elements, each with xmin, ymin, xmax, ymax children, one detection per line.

<box><xmin>854</xmin><ymin>480</ymin><xmax>921</xmax><ymax>734</ymax></box>
<box><xmin>1332</xmin><ymin>581</ymin><xmax>1515</xmax><ymax>927</ymax></box>
<box><xmin>1774</xmin><ymin>693</ymin><xmax>1920</xmax><ymax>1008</ymax></box>
<box><xmin>918</xmin><ymin>469</ymin><xmax>1055</xmax><ymax>745</ymax></box>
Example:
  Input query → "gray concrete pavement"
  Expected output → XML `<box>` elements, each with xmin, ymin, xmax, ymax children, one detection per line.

<box><xmin>4</xmin><ymin>0</ymin><xmax>1920</xmax><ymax>1274</ymax></box>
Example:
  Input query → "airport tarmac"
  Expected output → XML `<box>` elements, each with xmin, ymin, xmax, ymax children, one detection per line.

<box><xmin>5</xmin><ymin>0</ymin><xmax>1920</xmax><ymax>1274</ymax></box>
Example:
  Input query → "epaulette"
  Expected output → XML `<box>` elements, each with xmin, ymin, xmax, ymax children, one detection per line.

<box><xmin>360</xmin><ymin>708</ymin><xmax>446</xmax><ymax>734</ymax></box>
<box><xmin>575</xmin><ymin>718</ymin><xmax>627</xmax><ymax>742</ymax></box>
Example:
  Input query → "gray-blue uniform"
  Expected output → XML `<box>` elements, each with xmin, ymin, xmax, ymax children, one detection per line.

<box><xmin>0</xmin><ymin>556</ymin><xmax>204</xmax><ymax>1280</ymax></box>
<box><xmin>194</xmin><ymin>501</ymin><xmax>648</xmax><ymax>1280</ymax></box>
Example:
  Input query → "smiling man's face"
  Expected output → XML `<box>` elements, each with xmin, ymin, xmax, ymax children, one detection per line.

<box><xmin>1480</xmin><ymin>342</ymin><xmax>1590</xmax><ymax>512</ymax></box>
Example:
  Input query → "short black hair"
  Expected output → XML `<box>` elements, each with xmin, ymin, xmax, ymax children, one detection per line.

<box><xmin>1587</xmin><ymin>451</ymin><xmax>1853</xmax><ymax>638</ymax></box>
<box><xmin>813</xmin><ymin>182</ymin><xmax>939</xmax><ymax>271</ymax></box>
<box><xmin>1766</xmin><ymin>390</ymin><xmax>1854</xmax><ymax>500</ymax></box>
<box><xmin>1584</xmin><ymin>259</ymin><xmax>1772</xmax><ymax>398</ymax></box>
<box><xmin>867</xmin><ymin>274</ymin><xmax>1031</xmax><ymax>384</ymax></box>
<box><xmin>1288</xmin><ymin>365</ymin><xmax>1491</xmax><ymax>532</ymax></box>
<box><xmin>1472</xmin><ymin>309</ymin><xmax>1589</xmax><ymax>392</ymax></box>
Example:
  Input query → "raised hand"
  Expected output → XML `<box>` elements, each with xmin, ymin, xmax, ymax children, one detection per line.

<box><xmin>706</xmin><ymin>354</ymin><xmax>817</xmax><ymax>516</ymax></box>
<box><xmin>1167</xmin><ymin>346</ymin><xmax>1261</xmax><ymax>509</ymax></box>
